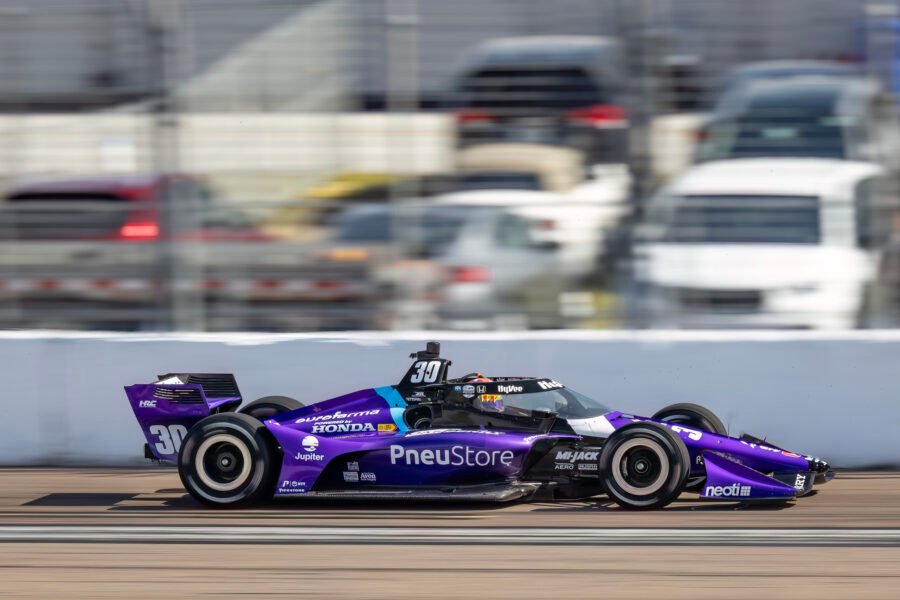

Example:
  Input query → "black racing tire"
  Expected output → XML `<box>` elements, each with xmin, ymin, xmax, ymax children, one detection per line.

<box><xmin>652</xmin><ymin>403</ymin><xmax>726</xmax><ymax>491</ymax></box>
<box><xmin>599</xmin><ymin>422</ymin><xmax>691</xmax><ymax>510</ymax></box>
<box><xmin>403</xmin><ymin>406</ymin><xmax>433</xmax><ymax>430</ymax></box>
<box><xmin>652</xmin><ymin>403</ymin><xmax>726</xmax><ymax>436</ymax></box>
<box><xmin>239</xmin><ymin>396</ymin><xmax>303</xmax><ymax>420</ymax></box>
<box><xmin>178</xmin><ymin>413</ymin><xmax>277</xmax><ymax>508</ymax></box>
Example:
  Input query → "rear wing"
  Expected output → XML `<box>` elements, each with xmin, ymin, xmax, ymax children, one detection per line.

<box><xmin>125</xmin><ymin>373</ymin><xmax>242</xmax><ymax>462</ymax></box>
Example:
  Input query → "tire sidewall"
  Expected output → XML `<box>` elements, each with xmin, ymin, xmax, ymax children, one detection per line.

<box><xmin>239</xmin><ymin>396</ymin><xmax>303</xmax><ymax>421</ymax></box>
<box><xmin>651</xmin><ymin>403</ymin><xmax>726</xmax><ymax>491</ymax></box>
<box><xmin>179</xmin><ymin>414</ymin><xmax>275</xmax><ymax>507</ymax></box>
<box><xmin>652</xmin><ymin>403</ymin><xmax>726</xmax><ymax>436</ymax></box>
<box><xmin>599</xmin><ymin>423</ymin><xmax>690</xmax><ymax>509</ymax></box>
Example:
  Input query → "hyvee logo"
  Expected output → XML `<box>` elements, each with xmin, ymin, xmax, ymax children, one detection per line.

<box><xmin>139</xmin><ymin>400</ymin><xmax>157</xmax><ymax>408</ymax></box>
<box><xmin>555</xmin><ymin>450</ymin><xmax>599</xmax><ymax>462</ymax></box>
<box><xmin>704</xmin><ymin>483</ymin><xmax>752</xmax><ymax>498</ymax></box>
<box><xmin>390</xmin><ymin>445</ymin><xmax>514</xmax><ymax>467</ymax></box>
<box><xmin>312</xmin><ymin>422</ymin><xmax>376</xmax><ymax>434</ymax></box>
<box><xmin>497</xmin><ymin>385</ymin><xmax>523</xmax><ymax>394</ymax></box>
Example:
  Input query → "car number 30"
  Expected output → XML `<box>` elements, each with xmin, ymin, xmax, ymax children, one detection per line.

<box><xmin>150</xmin><ymin>424</ymin><xmax>188</xmax><ymax>454</ymax></box>
<box><xmin>410</xmin><ymin>360</ymin><xmax>442</xmax><ymax>384</ymax></box>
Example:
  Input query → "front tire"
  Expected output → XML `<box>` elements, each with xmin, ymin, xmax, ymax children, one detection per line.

<box><xmin>652</xmin><ymin>403</ymin><xmax>726</xmax><ymax>490</ymax></box>
<box><xmin>652</xmin><ymin>403</ymin><xmax>726</xmax><ymax>436</ymax></box>
<box><xmin>599</xmin><ymin>422</ymin><xmax>690</xmax><ymax>510</ymax></box>
<box><xmin>178</xmin><ymin>413</ymin><xmax>277</xmax><ymax>507</ymax></box>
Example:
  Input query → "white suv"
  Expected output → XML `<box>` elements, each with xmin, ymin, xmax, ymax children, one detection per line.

<box><xmin>633</xmin><ymin>158</ymin><xmax>887</xmax><ymax>329</ymax></box>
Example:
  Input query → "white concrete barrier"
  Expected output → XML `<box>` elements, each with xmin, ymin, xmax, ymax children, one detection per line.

<box><xmin>1</xmin><ymin>330</ymin><xmax>899</xmax><ymax>467</ymax></box>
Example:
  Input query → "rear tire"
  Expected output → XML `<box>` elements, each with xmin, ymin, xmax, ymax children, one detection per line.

<box><xmin>178</xmin><ymin>413</ymin><xmax>277</xmax><ymax>507</ymax></box>
<box><xmin>652</xmin><ymin>403</ymin><xmax>726</xmax><ymax>490</ymax></box>
<box><xmin>239</xmin><ymin>396</ymin><xmax>303</xmax><ymax>420</ymax></box>
<box><xmin>599</xmin><ymin>422</ymin><xmax>690</xmax><ymax>510</ymax></box>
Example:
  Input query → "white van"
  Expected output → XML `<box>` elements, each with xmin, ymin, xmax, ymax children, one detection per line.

<box><xmin>633</xmin><ymin>159</ymin><xmax>887</xmax><ymax>329</ymax></box>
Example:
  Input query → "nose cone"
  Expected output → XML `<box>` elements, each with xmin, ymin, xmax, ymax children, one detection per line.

<box><xmin>807</xmin><ymin>456</ymin><xmax>834</xmax><ymax>484</ymax></box>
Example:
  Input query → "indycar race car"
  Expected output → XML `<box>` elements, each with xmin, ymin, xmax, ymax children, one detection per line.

<box><xmin>125</xmin><ymin>342</ymin><xmax>832</xmax><ymax>509</ymax></box>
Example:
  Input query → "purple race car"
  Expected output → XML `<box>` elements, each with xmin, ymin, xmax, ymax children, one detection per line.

<box><xmin>125</xmin><ymin>342</ymin><xmax>833</xmax><ymax>509</ymax></box>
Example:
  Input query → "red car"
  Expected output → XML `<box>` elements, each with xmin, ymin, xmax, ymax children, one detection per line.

<box><xmin>2</xmin><ymin>173</ymin><xmax>267</xmax><ymax>242</ymax></box>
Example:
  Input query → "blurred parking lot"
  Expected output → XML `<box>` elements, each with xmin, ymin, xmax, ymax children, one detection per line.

<box><xmin>3</xmin><ymin>0</ymin><xmax>900</xmax><ymax>331</ymax></box>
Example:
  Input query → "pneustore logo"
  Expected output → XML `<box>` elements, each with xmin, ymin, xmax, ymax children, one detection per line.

<box><xmin>390</xmin><ymin>445</ymin><xmax>514</xmax><ymax>467</ymax></box>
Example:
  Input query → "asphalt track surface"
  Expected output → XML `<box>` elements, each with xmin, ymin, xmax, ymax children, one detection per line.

<box><xmin>1</xmin><ymin>469</ymin><xmax>900</xmax><ymax>599</ymax></box>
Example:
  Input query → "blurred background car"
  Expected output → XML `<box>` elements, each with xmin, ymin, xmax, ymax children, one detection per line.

<box><xmin>632</xmin><ymin>158</ymin><xmax>887</xmax><ymax>329</ymax></box>
<box><xmin>0</xmin><ymin>0</ymin><xmax>897</xmax><ymax>332</ymax></box>
<box><xmin>712</xmin><ymin>60</ymin><xmax>863</xmax><ymax>107</ymax></box>
<box><xmin>451</xmin><ymin>36</ymin><xmax>629</xmax><ymax>167</ymax></box>
<box><xmin>695</xmin><ymin>77</ymin><xmax>900</xmax><ymax>165</ymax></box>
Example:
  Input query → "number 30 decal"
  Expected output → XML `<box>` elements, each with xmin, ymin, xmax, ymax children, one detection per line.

<box><xmin>410</xmin><ymin>360</ymin><xmax>442</xmax><ymax>384</ymax></box>
<box><xmin>149</xmin><ymin>424</ymin><xmax>188</xmax><ymax>454</ymax></box>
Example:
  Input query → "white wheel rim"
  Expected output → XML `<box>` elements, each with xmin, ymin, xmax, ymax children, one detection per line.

<box><xmin>195</xmin><ymin>433</ymin><xmax>253</xmax><ymax>492</ymax></box>
<box><xmin>611</xmin><ymin>437</ymin><xmax>669</xmax><ymax>496</ymax></box>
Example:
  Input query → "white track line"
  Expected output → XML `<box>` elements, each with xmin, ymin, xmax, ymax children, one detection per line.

<box><xmin>0</xmin><ymin>526</ymin><xmax>899</xmax><ymax>545</ymax></box>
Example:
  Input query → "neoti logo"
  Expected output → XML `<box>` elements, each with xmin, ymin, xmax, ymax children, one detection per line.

<box><xmin>704</xmin><ymin>483</ymin><xmax>751</xmax><ymax>498</ymax></box>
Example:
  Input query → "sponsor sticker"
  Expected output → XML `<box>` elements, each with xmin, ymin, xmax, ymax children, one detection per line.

<box><xmin>537</xmin><ymin>380</ymin><xmax>564</xmax><ymax>390</ymax></box>
<box><xmin>378</xmin><ymin>423</ymin><xmax>398</xmax><ymax>433</ymax></box>
<box><xmin>360</xmin><ymin>472</ymin><xmax>376</xmax><ymax>482</ymax></box>
<box><xmin>343</xmin><ymin>471</ymin><xmax>359</xmax><ymax>483</ymax></box>
<box><xmin>555</xmin><ymin>450</ymin><xmax>599</xmax><ymax>462</ymax></box>
<box><xmin>704</xmin><ymin>483</ymin><xmax>752</xmax><ymax>498</ymax></box>
<box><xmin>294</xmin><ymin>409</ymin><xmax>381</xmax><ymax>425</ymax></box>
<box><xmin>497</xmin><ymin>384</ymin><xmax>523</xmax><ymax>394</ymax></box>
<box><xmin>294</xmin><ymin>435</ymin><xmax>325</xmax><ymax>461</ymax></box>
<box><xmin>302</xmin><ymin>436</ymin><xmax>318</xmax><ymax>452</ymax></box>
<box><xmin>669</xmin><ymin>425</ymin><xmax>703</xmax><ymax>441</ymax></box>
<box><xmin>390</xmin><ymin>445</ymin><xmax>515</xmax><ymax>467</ymax></box>
<box><xmin>139</xmin><ymin>400</ymin><xmax>157</xmax><ymax>408</ymax></box>
<box><xmin>405</xmin><ymin>428</ymin><xmax>504</xmax><ymax>437</ymax></box>
<box><xmin>740</xmin><ymin>441</ymin><xmax>781</xmax><ymax>454</ymax></box>
<box><xmin>462</xmin><ymin>385</ymin><xmax>475</xmax><ymax>398</ymax></box>
<box><xmin>480</xmin><ymin>394</ymin><xmax>505</xmax><ymax>412</ymax></box>
<box><xmin>347</xmin><ymin>461</ymin><xmax>359</xmax><ymax>472</ymax></box>
<box><xmin>782</xmin><ymin>451</ymin><xmax>802</xmax><ymax>458</ymax></box>
<box><xmin>312</xmin><ymin>422</ymin><xmax>375</xmax><ymax>434</ymax></box>
<box><xmin>279</xmin><ymin>480</ymin><xmax>307</xmax><ymax>494</ymax></box>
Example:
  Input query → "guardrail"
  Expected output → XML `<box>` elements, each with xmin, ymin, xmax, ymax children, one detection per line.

<box><xmin>0</xmin><ymin>330</ymin><xmax>897</xmax><ymax>467</ymax></box>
